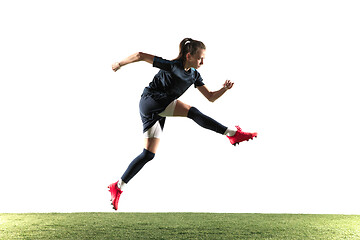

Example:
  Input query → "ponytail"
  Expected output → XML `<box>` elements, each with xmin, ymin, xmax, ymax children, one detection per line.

<box><xmin>174</xmin><ymin>38</ymin><xmax>206</xmax><ymax>63</ymax></box>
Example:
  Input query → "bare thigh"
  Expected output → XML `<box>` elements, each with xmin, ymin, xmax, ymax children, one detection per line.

<box><xmin>144</xmin><ymin>137</ymin><xmax>161</xmax><ymax>153</ymax></box>
<box><xmin>173</xmin><ymin>100</ymin><xmax>192</xmax><ymax>117</ymax></box>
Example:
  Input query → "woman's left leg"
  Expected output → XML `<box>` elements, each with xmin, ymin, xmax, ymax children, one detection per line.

<box><xmin>172</xmin><ymin>100</ymin><xmax>191</xmax><ymax>117</ymax></box>
<box><xmin>171</xmin><ymin>100</ymin><xmax>257</xmax><ymax>145</ymax></box>
<box><xmin>173</xmin><ymin>100</ymin><xmax>230</xmax><ymax>135</ymax></box>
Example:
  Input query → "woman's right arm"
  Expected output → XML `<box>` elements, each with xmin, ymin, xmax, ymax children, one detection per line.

<box><xmin>112</xmin><ymin>52</ymin><xmax>154</xmax><ymax>72</ymax></box>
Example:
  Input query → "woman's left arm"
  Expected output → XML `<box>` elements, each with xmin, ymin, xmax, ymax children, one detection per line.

<box><xmin>112</xmin><ymin>52</ymin><xmax>155</xmax><ymax>72</ymax></box>
<box><xmin>197</xmin><ymin>80</ymin><xmax>234</xmax><ymax>102</ymax></box>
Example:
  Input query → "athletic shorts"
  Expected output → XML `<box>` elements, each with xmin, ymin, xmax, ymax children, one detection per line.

<box><xmin>139</xmin><ymin>94</ymin><xmax>177</xmax><ymax>138</ymax></box>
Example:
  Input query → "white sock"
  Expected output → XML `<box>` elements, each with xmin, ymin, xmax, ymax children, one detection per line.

<box><xmin>117</xmin><ymin>180</ymin><xmax>126</xmax><ymax>191</ymax></box>
<box><xmin>224</xmin><ymin>128</ymin><xmax>237</xmax><ymax>137</ymax></box>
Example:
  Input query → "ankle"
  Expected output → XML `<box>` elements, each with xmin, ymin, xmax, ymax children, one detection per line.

<box><xmin>117</xmin><ymin>180</ymin><xmax>126</xmax><ymax>190</ymax></box>
<box><xmin>224</xmin><ymin>127</ymin><xmax>236</xmax><ymax>137</ymax></box>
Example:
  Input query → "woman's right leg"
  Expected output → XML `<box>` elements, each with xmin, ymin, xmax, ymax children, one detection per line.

<box><xmin>119</xmin><ymin>119</ymin><xmax>162</xmax><ymax>186</ymax></box>
<box><xmin>120</xmin><ymin>140</ymin><xmax>160</xmax><ymax>186</ymax></box>
<box><xmin>109</xmin><ymin>124</ymin><xmax>161</xmax><ymax>210</ymax></box>
<box><xmin>144</xmin><ymin>137</ymin><xmax>161</xmax><ymax>153</ymax></box>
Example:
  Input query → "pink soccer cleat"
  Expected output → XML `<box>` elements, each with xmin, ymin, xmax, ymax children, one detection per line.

<box><xmin>227</xmin><ymin>126</ymin><xmax>257</xmax><ymax>146</ymax></box>
<box><xmin>108</xmin><ymin>181</ymin><xmax>123</xmax><ymax>211</ymax></box>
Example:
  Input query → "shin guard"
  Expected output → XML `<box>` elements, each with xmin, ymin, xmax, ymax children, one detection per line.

<box><xmin>187</xmin><ymin>107</ymin><xmax>227</xmax><ymax>134</ymax></box>
<box><xmin>121</xmin><ymin>149</ymin><xmax>155</xmax><ymax>183</ymax></box>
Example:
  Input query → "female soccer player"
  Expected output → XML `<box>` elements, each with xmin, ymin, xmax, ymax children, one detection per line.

<box><xmin>108</xmin><ymin>38</ymin><xmax>257</xmax><ymax>210</ymax></box>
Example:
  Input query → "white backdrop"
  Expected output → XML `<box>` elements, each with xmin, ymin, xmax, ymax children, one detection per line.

<box><xmin>1</xmin><ymin>0</ymin><xmax>359</xmax><ymax>214</ymax></box>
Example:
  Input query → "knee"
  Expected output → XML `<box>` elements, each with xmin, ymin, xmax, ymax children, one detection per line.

<box><xmin>174</xmin><ymin>100</ymin><xmax>192</xmax><ymax>117</ymax></box>
<box><xmin>142</xmin><ymin>149</ymin><xmax>155</xmax><ymax>162</ymax></box>
<box><xmin>187</xmin><ymin>106</ymin><xmax>200</xmax><ymax>119</ymax></box>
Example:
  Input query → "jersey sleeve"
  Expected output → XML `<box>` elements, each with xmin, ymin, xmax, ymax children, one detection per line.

<box><xmin>153</xmin><ymin>56</ymin><xmax>173</xmax><ymax>72</ymax></box>
<box><xmin>193</xmin><ymin>70</ymin><xmax>205</xmax><ymax>88</ymax></box>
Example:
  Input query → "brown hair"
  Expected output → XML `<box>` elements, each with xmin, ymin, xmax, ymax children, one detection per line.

<box><xmin>174</xmin><ymin>38</ymin><xmax>206</xmax><ymax>63</ymax></box>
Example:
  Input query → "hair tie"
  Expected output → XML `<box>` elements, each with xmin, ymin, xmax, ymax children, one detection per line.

<box><xmin>185</xmin><ymin>40</ymin><xmax>191</xmax><ymax>45</ymax></box>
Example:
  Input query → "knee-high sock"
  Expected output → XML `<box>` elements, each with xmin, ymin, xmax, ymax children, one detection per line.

<box><xmin>187</xmin><ymin>107</ymin><xmax>227</xmax><ymax>135</ymax></box>
<box><xmin>121</xmin><ymin>149</ymin><xmax>155</xmax><ymax>183</ymax></box>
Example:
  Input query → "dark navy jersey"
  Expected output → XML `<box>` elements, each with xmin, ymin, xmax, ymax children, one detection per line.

<box><xmin>142</xmin><ymin>56</ymin><xmax>205</xmax><ymax>105</ymax></box>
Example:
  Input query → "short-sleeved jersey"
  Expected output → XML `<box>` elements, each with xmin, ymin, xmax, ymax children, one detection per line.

<box><xmin>142</xmin><ymin>56</ymin><xmax>205</xmax><ymax>106</ymax></box>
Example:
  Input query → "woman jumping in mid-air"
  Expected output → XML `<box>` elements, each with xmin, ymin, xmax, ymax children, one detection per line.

<box><xmin>108</xmin><ymin>38</ymin><xmax>257</xmax><ymax>210</ymax></box>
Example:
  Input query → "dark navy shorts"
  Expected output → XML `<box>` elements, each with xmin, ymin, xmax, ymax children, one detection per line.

<box><xmin>139</xmin><ymin>94</ymin><xmax>168</xmax><ymax>133</ymax></box>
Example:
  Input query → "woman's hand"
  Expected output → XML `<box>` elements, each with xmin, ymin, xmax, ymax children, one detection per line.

<box><xmin>223</xmin><ymin>80</ymin><xmax>234</xmax><ymax>90</ymax></box>
<box><xmin>112</xmin><ymin>62</ymin><xmax>121</xmax><ymax>72</ymax></box>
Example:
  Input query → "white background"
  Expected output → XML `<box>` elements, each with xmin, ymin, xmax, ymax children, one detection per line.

<box><xmin>1</xmin><ymin>0</ymin><xmax>359</xmax><ymax>214</ymax></box>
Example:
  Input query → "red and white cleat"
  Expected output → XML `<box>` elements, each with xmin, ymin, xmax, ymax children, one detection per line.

<box><xmin>227</xmin><ymin>126</ymin><xmax>257</xmax><ymax>146</ymax></box>
<box><xmin>108</xmin><ymin>181</ymin><xmax>123</xmax><ymax>211</ymax></box>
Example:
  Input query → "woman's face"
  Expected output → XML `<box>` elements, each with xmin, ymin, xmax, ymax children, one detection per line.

<box><xmin>187</xmin><ymin>48</ymin><xmax>206</xmax><ymax>69</ymax></box>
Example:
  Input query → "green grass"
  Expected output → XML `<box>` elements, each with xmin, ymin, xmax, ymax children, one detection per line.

<box><xmin>1</xmin><ymin>213</ymin><xmax>360</xmax><ymax>239</ymax></box>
